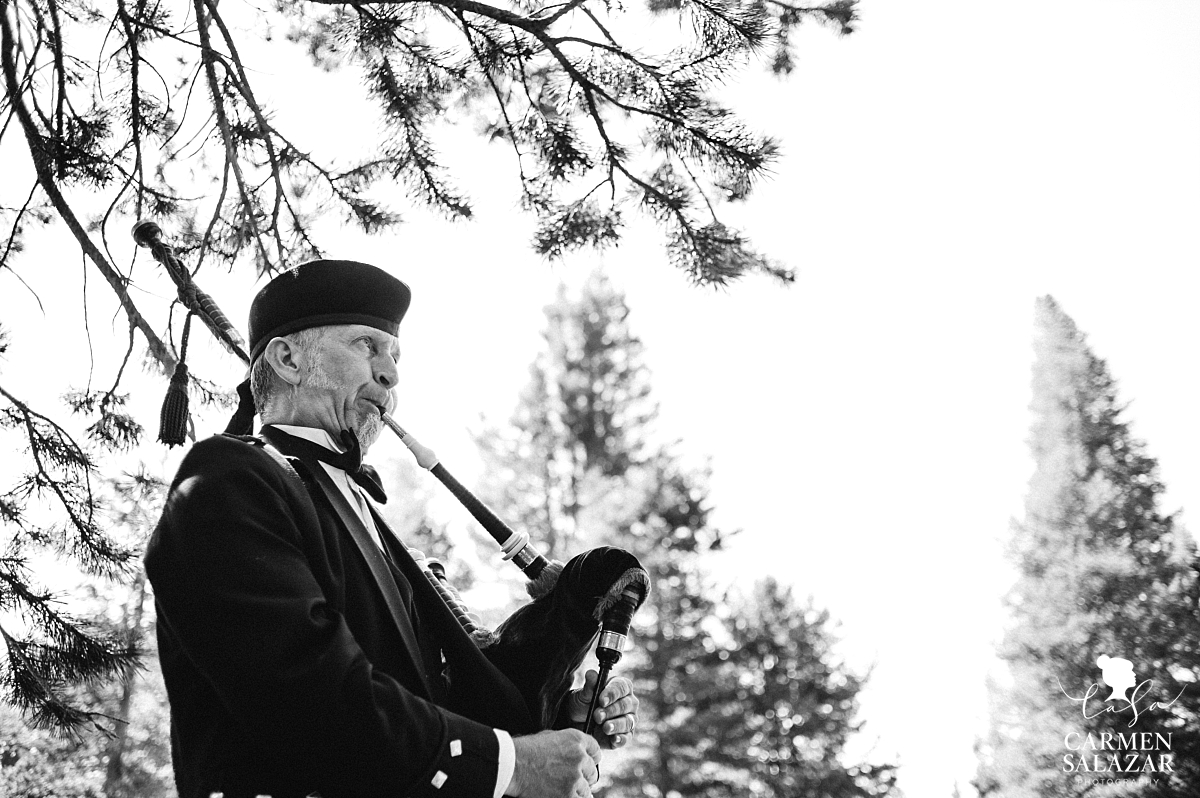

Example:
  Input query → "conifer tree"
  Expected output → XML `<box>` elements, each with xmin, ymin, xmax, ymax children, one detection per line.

<box><xmin>0</xmin><ymin>337</ymin><xmax>142</xmax><ymax>736</ymax></box>
<box><xmin>477</xmin><ymin>271</ymin><xmax>895</xmax><ymax>797</ymax></box>
<box><xmin>975</xmin><ymin>296</ymin><xmax>1200</xmax><ymax>798</ymax></box>
<box><xmin>607</xmin><ymin>454</ymin><xmax>732</xmax><ymax>798</ymax></box>
<box><xmin>476</xmin><ymin>271</ymin><xmax>656</xmax><ymax>560</ymax></box>
<box><xmin>679</xmin><ymin>578</ymin><xmax>896</xmax><ymax>798</ymax></box>
<box><xmin>0</xmin><ymin>468</ymin><xmax>173</xmax><ymax>796</ymax></box>
<box><xmin>1</xmin><ymin>0</ymin><xmax>856</xmax><ymax>287</ymax></box>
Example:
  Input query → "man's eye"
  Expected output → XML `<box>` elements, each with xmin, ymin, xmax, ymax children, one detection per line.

<box><xmin>358</xmin><ymin>337</ymin><xmax>377</xmax><ymax>354</ymax></box>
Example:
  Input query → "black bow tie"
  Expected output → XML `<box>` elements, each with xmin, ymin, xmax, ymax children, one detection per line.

<box><xmin>262</xmin><ymin>426</ymin><xmax>387</xmax><ymax>504</ymax></box>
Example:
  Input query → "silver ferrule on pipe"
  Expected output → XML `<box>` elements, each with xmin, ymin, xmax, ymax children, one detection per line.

<box><xmin>597</xmin><ymin>631</ymin><xmax>627</xmax><ymax>653</ymax></box>
<box><xmin>512</xmin><ymin>546</ymin><xmax>538</xmax><ymax>569</ymax></box>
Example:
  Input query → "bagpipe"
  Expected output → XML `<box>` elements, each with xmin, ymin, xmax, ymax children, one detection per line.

<box><xmin>132</xmin><ymin>221</ymin><xmax>651</xmax><ymax>734</ymax></box>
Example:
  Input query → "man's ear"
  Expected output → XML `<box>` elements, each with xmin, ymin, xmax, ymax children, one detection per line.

<box><xmin>262</xmin><ymin>337</ymin><xmax>304</xmax><ymax>387</ymax></box>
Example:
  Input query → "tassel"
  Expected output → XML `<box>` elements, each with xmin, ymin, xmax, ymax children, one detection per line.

<box><xmin>158</xmin><ymin>362</ymin><xmax>190</xmax><ymax>446</ymax></box>
<box><xmin>159</xmin><ymin>312</ymin><xmax>194</xmax><ymax>447</ymax></box>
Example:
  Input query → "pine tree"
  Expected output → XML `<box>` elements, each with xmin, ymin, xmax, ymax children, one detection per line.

<box><xmin>0</xmin><ymin>350</ymin><xmax>141</xmax><ymax>736</ymax></box>
<box><xmin>477</xmin><ymin>271</ymin><xmax>895</xmax><ymax>797</ymax></box>
<box><xmin>681</xmin><ymin>578</ymin><xmax>896</xmax><ymax>798</ymax></box>
<box><xmin>0</xmin><ymin>0</ymin><xmax>857</xmax><ymax>285</ymax></box>
<box><xmin>608</xmin><ymin>454</ymin><xmax>731</xmax><ymax>798</ymax></box>
<box><xmin>0</xmin><ymin>468</ymin><xmax>174</xmax><ymax>796</ymax></box>
<box><xmin>476</xmin><ymin>271</ymin><xmax>657</xmax><ymax>560</ymax></box>
<box><xmin>975</xmin><ymin>296</ymin><xmax>1200</xmax><ymax>798</ymax></box>
<box><xmin>96</xmin><ymin>470</ymin><xmax>174</xmax><ymax>798</ymax></box>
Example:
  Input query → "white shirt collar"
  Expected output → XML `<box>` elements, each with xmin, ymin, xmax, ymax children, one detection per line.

<box><xmin>270</xmin><ymin>425</ymin><xmax>383</xmax><ymax>546</ymax></box>
<box><xmin>270</xmin><ymin>424</ymin><xmax>342</xmax><ymax>453</ymax></box>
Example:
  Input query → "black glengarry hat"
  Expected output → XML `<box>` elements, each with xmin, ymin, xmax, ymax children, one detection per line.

<box><xmin>225</xmin><ymin>260</ymin><xmax>411</xmax><ymax>435</ymax></box>
<box><xmin>248</xmin><ymin>260</ymin><xmax>412</xmax><ymax>362</ymax></box>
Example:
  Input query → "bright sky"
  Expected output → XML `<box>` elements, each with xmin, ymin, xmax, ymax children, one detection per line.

<box><xmin>2</xmin><ymin>1</ymin><xmax>1199</xmax><ymax>797</ymax></box>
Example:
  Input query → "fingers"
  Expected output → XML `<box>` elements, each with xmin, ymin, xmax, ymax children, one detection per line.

<box><xmin>590</xmin><ymin>676</ymin><xmax>638</xmax><ymax>724</ymax></box>
<box><xmin>571</xmin><ymin>674</ymin><xmax>640</xmax><ymax>750</ymax></box>
<box><xmin>578</xmin><ymin>733</ymin><xmax>601</xmax><ymax>798</ymax></box>
<box><xmin>594</xmin><ymin>676</ymin><xmax>633</xmax><ymax>711</ymax></box>
<box><xmin>510</xmin><ymin>729</ymin><xmax>603</xmax><ymax>798</ymax></box>
<box><xmin>566</xmin><ymin>670</ymin><xmax>601</xmax><ymax>725</ymax></box>
<box><xmin>596</xmin><ymin>713</ymin><xmax>636</xmax><ymax>736</ymax></box>
<box><xmin>581</xmin><ymin>727</ymin><xmax>602</xmax><ymax>761</ymax></box>
<box><xmin>592</xmin><ymin>696</ymin><xmax>637</xmax><ymax>725</ymax></box>
<box><xmin>578</xmin><ymin>668</ymin><xmax>599</xmax><ymax>702</ymax></box>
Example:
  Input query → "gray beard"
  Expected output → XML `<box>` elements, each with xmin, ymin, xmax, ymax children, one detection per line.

<box><xmin>354</xmin><ymin>412</ymin><xmax>383</xmax><ymax>451</ymax></box>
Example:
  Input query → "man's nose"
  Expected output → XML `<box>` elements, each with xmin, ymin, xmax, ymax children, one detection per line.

<box><xmin>375</xmin><ymin>355</ymin><xmax>399</xmax><ymax>388</ymax></box>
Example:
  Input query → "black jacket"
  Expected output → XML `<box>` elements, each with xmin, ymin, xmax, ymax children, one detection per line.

<box><xmin>145</xmin><ymin>429</ymin><xmax>535</xmax><ymax>798</ymax></box>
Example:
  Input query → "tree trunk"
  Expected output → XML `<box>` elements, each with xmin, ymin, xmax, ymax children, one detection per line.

<box><xmin>104</xmin><ymin>573</ymin><xmax>147</xmax><ymax>796</ymax></box>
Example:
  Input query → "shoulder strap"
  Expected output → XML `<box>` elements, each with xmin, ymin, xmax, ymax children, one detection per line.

<box><xmin>221</xmin><ymin>432</ymin><xmax>308</xmax><ymax>491</ymax></box>
<box><xmin>260</xmin><ymin>440</ymin><xmax>308</xmax><ymax>490</ymax></box>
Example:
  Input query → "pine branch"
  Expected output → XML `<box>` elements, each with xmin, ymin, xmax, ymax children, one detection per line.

<box><xmin>765</xmin><ymin>0</ymin><xmax>859</xmax><ymax>35</ymax></box>
<box><xmin>192</xmin><ymin>0</ymin><xmax>274</xmax><ymax>270</ymax></box>
<box><xmin>0</xmin><ymin>383</ymin><xmax>135</xmax><ymax>577</ymax></box>
<box><xmin>308</xmin><ymin>0</ymin><xmax>544</xmax><ymax>33</ymax></box>
<box><xmin>47</xmin><ymin>0</ymin><xmax>66</xmax><ymax>179</ymax></box>
<box><xmin>116</xmin><ymin>0</ymin><xmax>147</xmax><ymax>221</ymax></box>
<box><xmin>459</xmin><ymin>14</ymin><xmax>539</xmax><ymax>201</ymax></box>
<box><xmin>533</xmin><ymin>0</ymin><xmax>586</xmax><ymax>28</ymax></box>
<box><xmin>289</xmin><ymin>0</ymin><xmax>789</xmax><ymax>282</ymax></box>
<box><xmin>0</xmin><ymin>2</ymin><xmax>176</xmax><ymax>375</ymax></box>
<box><xmin>203</xmin><ymin>0</ymin><xmax>298</xmax><ymax>265</ymax></box>
<box><xmin>0</xmin><ymin>620</ymin><xmax>135</xmax><ymax>738</ymax></box>
<box><xmin>0</xmin><ymin>181</ymin><xmax>48</xmax><ymax>312</ymax></box>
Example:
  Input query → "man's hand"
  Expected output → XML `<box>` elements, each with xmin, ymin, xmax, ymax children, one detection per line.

<box><xmin>566</xmin><ymin>670</ymin><xmax>639</xmax><ymax>749</ymax></box>
<box><xmin>508</xmin><ymin>729</ymin><xmax>601</xmax><ymax>798</ymax></box>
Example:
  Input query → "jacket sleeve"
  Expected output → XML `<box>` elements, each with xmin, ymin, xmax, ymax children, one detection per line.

<box><xmin>145</xmin><ymin>435</ymin><xmax>500</xmax><ymax>798</ymax></box>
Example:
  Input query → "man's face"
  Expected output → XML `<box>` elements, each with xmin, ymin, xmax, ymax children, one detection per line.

<box><xmin>295</xmin><ymin>324</ymin><xmax>400</xmax><ymax>449</ymax></box>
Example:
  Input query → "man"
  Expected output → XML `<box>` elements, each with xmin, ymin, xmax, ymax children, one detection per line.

<box><xmin>145</xmin><ymin>260</ymin><xmax>639</xmax><ymax>798</ymax></box>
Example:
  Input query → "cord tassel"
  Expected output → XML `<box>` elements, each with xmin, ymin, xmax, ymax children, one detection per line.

<box><xmin>159</xmin><ymin>313</ymin><xmax>193</xmax><ymax>447</ymax></box>
<box><xmin>158</xmin><ymin>362</ymin><xmax>190</xmax><ymax>446</ymax></box>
